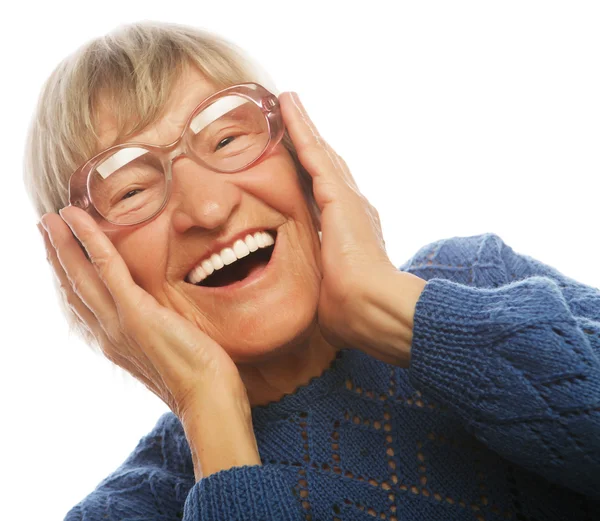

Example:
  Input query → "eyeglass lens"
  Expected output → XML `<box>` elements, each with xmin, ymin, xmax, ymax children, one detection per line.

<box><xmin>88</xmin><ymin>94</ymin><xmax>270</xmax><ymax>225</ymax></box>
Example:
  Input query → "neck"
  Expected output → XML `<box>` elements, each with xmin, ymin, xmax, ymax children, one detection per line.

<box><xmin>237</xmin><ymin>322</ymin><xmax>341</xmax><ymax>408</ymax></box>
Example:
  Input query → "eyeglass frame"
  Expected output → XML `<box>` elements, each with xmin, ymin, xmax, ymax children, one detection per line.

<box><xmin>67</xmin><ymin>82</ymin><xmax>285</xmax><ymax>227</ymax></box>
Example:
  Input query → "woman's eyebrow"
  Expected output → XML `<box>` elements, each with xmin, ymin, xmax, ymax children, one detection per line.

<box><xmin>116</xmin><ymin>119</ymin><xmax>186</xmax><ymax>148</ymax></box>
<box><xmin>108</xmin><ymin>92</ymin><xmax>236</xmax><ymax>149</ymax></box>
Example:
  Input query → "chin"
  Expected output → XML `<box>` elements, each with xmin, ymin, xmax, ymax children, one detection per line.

<box><xmin>220</xmin><ymin>296</ymin><xmax>320</xmax><ymax>365</ymax></box>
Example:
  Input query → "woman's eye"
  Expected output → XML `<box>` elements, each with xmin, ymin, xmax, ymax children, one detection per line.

<box><xmin>215</xmin><ymin>136</ymin><xmax>235</xmax><ymax>151</ymax></box>
<box><xmin>122</xmin><ymin>189</ymin><xmax>143</xmax><ymax>200</ymax></box>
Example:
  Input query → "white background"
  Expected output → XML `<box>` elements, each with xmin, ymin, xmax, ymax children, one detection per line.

<box><xmin>2</xmin><ymin>1</ymin><xmax>599</xmax><ymax>519</ymax></box>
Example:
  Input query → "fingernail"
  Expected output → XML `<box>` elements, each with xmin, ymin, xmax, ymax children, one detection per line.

<box><xmin>37</xmin><ymin>222</ymin><xmax>52</xmax><ymax>257</ymax></box>
<box><xmin>40</xmin><ymin>216</ymin><xmax>56</xmax><ymax>247</ymax></box>
<box><xmin>58</xmin><ymin>207</ymin><xmax>73</xmax><ymax>225</ymax></box>
<box><xmin>40</xmin><ymin>214</ymin><xmax>50</xmax><ymax>231</ymax></box>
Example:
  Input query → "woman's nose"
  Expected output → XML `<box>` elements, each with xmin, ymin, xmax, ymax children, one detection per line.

<box><xmin>168</xmin><ymin>156</ymin><xmax>242</xmax><ymax>234</ymax></box>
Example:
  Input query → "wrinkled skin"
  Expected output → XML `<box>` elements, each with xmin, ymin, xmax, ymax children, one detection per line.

<box><xmin>40</xmin><ymin>66</ymin><xmax>407</xmax><ymax>419</ymax></box>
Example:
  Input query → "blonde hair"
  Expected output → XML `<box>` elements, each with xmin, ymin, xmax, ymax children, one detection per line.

<box><xmin>23</xmin><ymin>21</ymin><xmax>319</xmax><ymax>346</ymax></box>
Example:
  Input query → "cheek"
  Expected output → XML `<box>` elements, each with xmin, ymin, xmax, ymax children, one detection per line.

<box><xmin>236</xmin><ymin>151</ymin><xmax>313</xmax><ymax>219</ymax></box>
<box><xmin>108</xmin><ymin>223</ymin><xmax>169</xmax><ymax>290</ymax></box>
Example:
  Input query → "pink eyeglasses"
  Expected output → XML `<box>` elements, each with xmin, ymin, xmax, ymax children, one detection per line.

<box><xmin>67</xmin><ymin>83</ymin><xmax>285</xmax><ymax>227</ymax></box>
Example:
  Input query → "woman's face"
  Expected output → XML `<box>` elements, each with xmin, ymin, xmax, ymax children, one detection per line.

<box><xmin>95</xmin><ymin>67</ymin><xmax>323</xmax><ymax>363</ymax></box>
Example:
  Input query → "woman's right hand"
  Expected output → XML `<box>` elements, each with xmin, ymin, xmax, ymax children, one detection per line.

<box><xmin>39</xmin><ymin>206</ymin><xmax>247</xmax><ymax>422</ymax></box>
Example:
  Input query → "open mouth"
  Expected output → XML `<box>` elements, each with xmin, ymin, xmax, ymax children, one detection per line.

<box><xmin>189</xmin><ymin>231</ymin><xmax>277</xmax><ymax>288</ymax></box>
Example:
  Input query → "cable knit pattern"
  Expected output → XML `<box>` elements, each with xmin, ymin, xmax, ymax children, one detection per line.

<box><xmin>64</xmin><ymin>233</ymin><xmax>600</xmax><ymax>521</ymax></box>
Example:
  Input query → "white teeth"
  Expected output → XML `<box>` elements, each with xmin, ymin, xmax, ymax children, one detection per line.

<box><xmin>233</xmin><ymin>239</ymin><xmax>250</xmax><ymax>259</ymax></box>
<box><xmin>221</xmin><ymin>248</ymin><xmax>237</xmax><ymax>265</ymax></box>
<box><xmin>211</xmin><ymin>253</ymin><xmax>224</xmax><ymax>270</ymax></box>
<box><xmin>188</xmin><ymin>230</ymin><xmax>276</xmax><ymax>284</ymax></box>
<box><xmin>254</xmin><ymin>231</ymin><xmax>266</xmax><ymax>248</ymax></box>
<box><xmin>263</xmin><ymin>233</ymin><xmax>275</xmax><ymax>247</ymax></box>
<box><xmin>201</xmin><ymin>259</ymin><xmax>214</xmax><ymax>276</ymax></box>
<box><xmin>245</xmin><ymin>234</ymin><xmax>258</xmax><ymax>252</ymax></box>
<box><xmin>188</xmin><ymin>265</ymin><xmax>207</xmax><ymax>285</ymax></box>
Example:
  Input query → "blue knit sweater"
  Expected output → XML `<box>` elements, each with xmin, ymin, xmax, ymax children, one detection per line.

<box><xmin>65</xmin><ymin>233</ymin><xmax>600</xmax><ymax>521</ymax></box>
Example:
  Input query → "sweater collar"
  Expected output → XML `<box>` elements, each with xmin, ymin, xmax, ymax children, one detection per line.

<box><xmin>250</xmin><ymin>348</ymin><xmax>352</xmax><ymax>425</ymax></box>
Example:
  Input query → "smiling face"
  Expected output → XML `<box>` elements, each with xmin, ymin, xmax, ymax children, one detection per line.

<box><xmin>95</xmin><ymin>66</ymin><xmax>323</xmax><ymax>363</ymax></box>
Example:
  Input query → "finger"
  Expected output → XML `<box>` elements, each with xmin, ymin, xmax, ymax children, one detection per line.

<box><xmin>330</xmin><ymin>150</ymin><xmax>363</xmax><ymax>196</ymax></box>
<box><xmin>39</xmin><ymin>220</ymin><xmax>102</xmax><ymax>329</ymax></box>
<box><xmin>57</xmin><ymin>206</ymin><xmax>146</xmax><ymax>310</ymax></box>
<box><xmin>41</xmin><ymin>214</ymin><xmax>174</xmax><ymax>408</ymax></box>
<box><xmin>279</xmin><ymin>92</ymin><xmax>361</xmax><ymax>194</ymax></box>
<box><xmin>280</xmin><ymin>91</ymin><xmax>340</xmax><ymax>176</ymax></box>
<box><xmin>41</xmin><ymin>213</ymin><xmax>118</xmax><ymax>330</ymax></box>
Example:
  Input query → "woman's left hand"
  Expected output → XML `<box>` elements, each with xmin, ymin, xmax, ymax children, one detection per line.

<box><xmin>279</xmin><ymin>92</ymin><xmax>427</xmax><ymax>367</ymax></box>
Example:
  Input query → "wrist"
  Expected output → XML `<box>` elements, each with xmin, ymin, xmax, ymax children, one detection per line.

<box><xmin>352</xmin><ymin>268</ymin><xmax>427</xmax><ymax>367</ymax></box>
<box><xmin>181</xmin><ymin>388</ymin><xmax>262</xmax><ymax>481</ymax></box>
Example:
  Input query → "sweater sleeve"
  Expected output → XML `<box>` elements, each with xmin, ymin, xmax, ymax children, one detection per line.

<box><xmin>63</xmin><ymin>413</ymin><xmax>197</xmax><ymax>521</ymax></box>
<box><xmin>62</xmin><ymin>413</ymin><xmax>305</xmax><ymax>521</ymax></box>
<box><xmin>399</xmin><ymin>233</ymin><xmax>600</xmax><ymax>498</ymax></box>
<box><xmin>182</xmin><ymin>465</ymin><xmax>304</xmax><ymax>521</ymax></box>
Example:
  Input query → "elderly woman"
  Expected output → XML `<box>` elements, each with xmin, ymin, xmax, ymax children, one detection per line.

<box><xmin>25</xmin><ymin>21</ymin><xmax>599</xmax><ymax>521</ymax></box>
